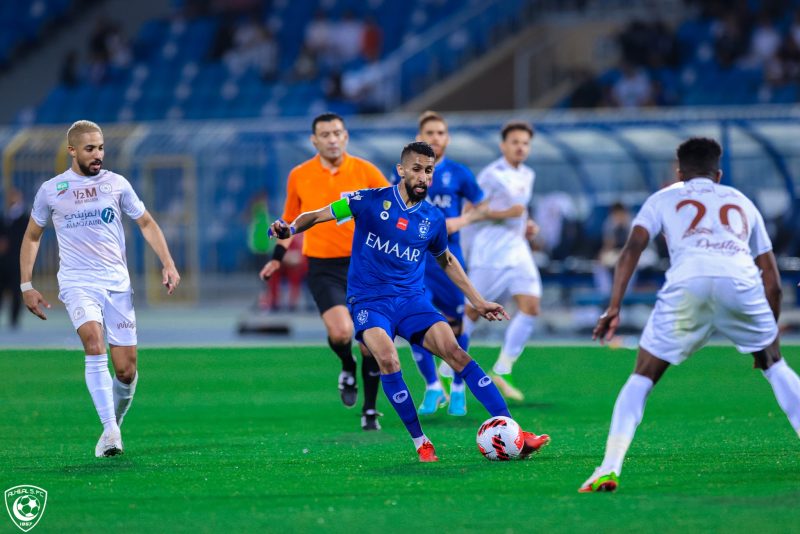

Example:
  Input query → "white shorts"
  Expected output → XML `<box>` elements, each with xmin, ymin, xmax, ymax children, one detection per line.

<box><xmin>59</xmin><ymin>286</ymin><xmax>138</xmax><ymax>346</ymax></box>
<box><xmin>640</xmin><ymin>277</ymin><xmax>778</xmax><ymax>365</ymax></box>
<box><xmin>469</xmin><ymin>261</ymin><xmax>542</xmax><ymax>303</ymax></box>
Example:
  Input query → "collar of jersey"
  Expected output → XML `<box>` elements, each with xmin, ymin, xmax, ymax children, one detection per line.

<box><xmin>685</xmin><ymin>177</ymin><xmax>713</xmax><ymax>183</ymax></box>
<box><xmin>314</xmin><ymin>153</ymin><xmax>350</xmax><ymax>175</ymax></box>
<box><xmin>392</xmin><ymin>185</ymin><xmax>423</xmax><ymax>212</ymax></box>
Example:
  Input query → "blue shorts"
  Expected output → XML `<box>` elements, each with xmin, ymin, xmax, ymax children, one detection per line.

<box><xmin>424</xmin><ymin>246</ymin><xmax>466</xmax><ymax>321</ymax></box>
<box><xmin>349</xmin><ymin>294</ymin><xmax>447</xmax><ymax>345</ymax></box>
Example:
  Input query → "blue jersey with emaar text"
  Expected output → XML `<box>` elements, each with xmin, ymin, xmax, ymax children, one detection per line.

<box><xmin>391</xmin><ymin>156</ymin><xmax>483</xmax><ymax>248</ymax></box>
<box><xmin>346</xmin><ymin>186</ymin><xmax>449</xmax><ymax>302</ymax></box>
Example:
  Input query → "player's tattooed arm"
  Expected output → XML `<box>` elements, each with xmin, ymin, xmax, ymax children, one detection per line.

<box><xmin>755</xmin><ymin>250</ymin><xmax>782</xmax><ymax>321</ymax></box>
<box><xmin>593</xmin><ymin>225</ymin><xmax>650</xmax><ymax>343</ymax></box>
<box><xmin>436</xmin><ymin>250</ymin><xmax>509</xmax><ymax>321</ymax></box>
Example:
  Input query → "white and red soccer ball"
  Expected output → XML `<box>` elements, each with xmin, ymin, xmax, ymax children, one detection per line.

<box><xmin>476</xmin><ymin>416</ymin><xmax>524</xmax><ymax>461</ymax></box>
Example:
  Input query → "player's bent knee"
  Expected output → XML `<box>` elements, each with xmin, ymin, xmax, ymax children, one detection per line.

<box><xmin>115</xmin><ymin>366</ymin><xmax>136</xmax><ymax>383</ymax></box>
<box><xmin>444</xmin><ymin>346</ymin><xmax>470</xmax><ymax>370</ymax></box>
<box><xmin>373</xmin><ymin>353</ymin><xmax>401</xmax><ymax>374</ymax></box>
<box><xmin>753</xmin><ymin>338</ymin><xmax>782</xmax><ymax>370</ymax></box>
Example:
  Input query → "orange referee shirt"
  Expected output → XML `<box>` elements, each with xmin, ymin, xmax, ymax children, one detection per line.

<box><xmin>281</xmin><ymin>153</ymin><xmax>389</xmax><ymax>258</ymax></box>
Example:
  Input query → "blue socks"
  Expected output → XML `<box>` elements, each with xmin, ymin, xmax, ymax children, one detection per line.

<box><xmin>459</xmin><ymin>360</ymin><xmax>511</xmax><ymax>418</ymax></box>
<box><xmin>454</xmin><ymin>333</ymin><xmax>470</xmax><ymax>385</ymax></box>
<box><xmin>381</xmin><ymin>371</ymin><xmax>423</xmax><ymax>438</ymax></box>
<box><xmin>411</xmin><ymin>345</ymin><xmax>439</xmax><ymax>386</ymax></box>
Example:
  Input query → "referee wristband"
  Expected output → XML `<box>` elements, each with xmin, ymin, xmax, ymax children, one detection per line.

<box><xmin>20</xmin><ymin>282</ymin><xmax>34</xmax><ymax>292</ymax></box>
<box><xmin>272</xmin><ymin>244</ymin><xmax>288</xmax><ymax>262</ymax></box>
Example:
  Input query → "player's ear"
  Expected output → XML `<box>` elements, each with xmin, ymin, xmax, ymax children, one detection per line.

<box><xmin>715</xmin><ymin>169</ymin><xmax>723</xmax><ymax>182</ymax></box>
<box><xmin>676</xmin><ymin>167</ymin><xmax>685</xmax><ymax>182</ymax></box>
<box><xmin>396</xmin><ymin>163</ymin><xmax>404</xmax><ymax>177</ymax></box>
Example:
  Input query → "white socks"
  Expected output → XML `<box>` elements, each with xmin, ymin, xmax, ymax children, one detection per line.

<box><xmin>462</xmin><ymin>315</ymin><xmax>476</xmax><ymax>338</ymax></box>
<box><xmin>412</xmin><ymin>435</ymin><xmax>429</xmax><ymax>449</ymax></box>
<box><xmin>494</xmin><ymin>312</ymin><xmax>537</xmax><ymax>375</ymax></box>
<box><xmin>601</xmin><ymin>374</ymin><xmax>654</xmax><ymax>475</ymax></box>
<box><xmin>85</xmin><ymin>355</ymin><xmax>118</xmax><ymax>433</ymax></box>
<box><xmin>113</xmin><ymin>371</ymin><xmax>138</xmax><ymax>426</ymax></box>
<box><xmin>763</xmin><ymin>359</ymin><xmax>800</xmax><ymax>436</ymax></box>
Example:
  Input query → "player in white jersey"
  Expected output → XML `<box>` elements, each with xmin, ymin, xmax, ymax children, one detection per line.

<box><xmin>19</xmin><ymin>120</ymin><xmax>180</xmax><ymax>458</ymax></box>
<box><xmin>580</xmin><ymin>137</ymin><xmax>800</xmax><ymax>493</ymax></box>
<box><xmin>465</xmin><ymin>121</ymin><xmax>542</xmax><ymax>401</ymax></box>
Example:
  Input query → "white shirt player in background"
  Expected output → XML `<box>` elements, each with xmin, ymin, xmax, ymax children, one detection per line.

<box><xmin>465</xmin><ymin>121</ymin><xmax>542</xmax><ymax>402</ymax></box>
<box><xmin>19</xmin><ymin>120</ymin><xmax>180</xmax><ymax>458</ymax></box>
<box><xmin>580</xmin><ymin>137</ymin><xmax>800</xmax><ymax>493</ymax></box>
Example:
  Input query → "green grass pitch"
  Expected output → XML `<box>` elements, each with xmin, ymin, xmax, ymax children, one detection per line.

<box><xmin>1</xmin><ymin>345</ymin><xmax>799</xmax><ymax>532</ymax></box>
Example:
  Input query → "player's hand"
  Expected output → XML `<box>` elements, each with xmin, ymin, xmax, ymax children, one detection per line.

<box><xmin>260</xmin><ymin>259</ymin><xmax>281</xmax><ymax>280</ymax></box>
<box><xmin>268</xmin><ymin>219</ymin><xmax>294</xmax><ymax>239</ymax></box>
<box><xmin>474</xmin><ymin>300</ymin><xmax>510</xmax><ymax>322</ymax></box>
<box><xmin>23</xmin><ymin>289</ymin><xmax>50</xmax><ymax>320</ymax></box>
<box><xmin>593</xmin><ymin>307</ymin><xmax>620</xmax><ymax>344</ymax></box>
<box><xmin>526</xmin><ymin>219</ymin><xmax>540</xmax><ymax>240</ymax></box>
<box><xmin>162</xmin><ymin>265</ymin><xmax>181</xmax><ymax>295</ymax></box>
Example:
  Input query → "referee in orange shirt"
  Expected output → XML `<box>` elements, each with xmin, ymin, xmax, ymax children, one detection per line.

<box><xmin>260</xmin><ymin>113</ymin><xmax>389</xmax><ymax>431</ymax></box>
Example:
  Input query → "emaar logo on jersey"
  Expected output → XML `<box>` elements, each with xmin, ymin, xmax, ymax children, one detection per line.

<box><xmin>364</xmin><ymin>232</ymin><xmax>422</xmax><ymax>262</ymax></box>
<box><xmin>428</xmin><ymin>194</ymin><xmax>452</xmax><ymax>209</ymax></box>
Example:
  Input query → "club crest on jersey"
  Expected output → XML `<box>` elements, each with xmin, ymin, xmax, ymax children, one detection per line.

<box><xmin>356</xmin><ymin>309</ymin><xmax>368</xmax><ymax>325</ymax></box>
<box><xmin>440</xmin><ymin>172</ymin><xmax>452</xmax><ymax>186</ymax></box>
<box><xmin>99</xmin><ymin>183</ymin><xmax>112</xmax><ymax>194</ymax></box>
<box><xmin>383</xmin><ymin>200</ymin><xmax>391</xmax><ymax>210</ymax></box>
<box><xmin>396</xmin><ymin>218</ymin><xmax>408</xmax><ymax>231</ymax></box>
<box><xmin>418</xmin><ymin>218</ymin><xmax>431</xmax><ymax>239</ymax></box>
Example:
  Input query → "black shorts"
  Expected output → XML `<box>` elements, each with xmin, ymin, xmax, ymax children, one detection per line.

<box><xmin>307</xmin><ymin>257</ymin><xmax>351</xmax><ymax>315</ymax></box>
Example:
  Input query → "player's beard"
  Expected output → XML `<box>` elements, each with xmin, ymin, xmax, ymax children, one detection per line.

<box><xmin>79</xmin><ymin>159</ymin><xmax>103</xmax><ymax>176</ymax></box>
<box><xmin>405</xmin><ymin>181</ymin><xmax>428</xmax><ymax>202</ymax></box>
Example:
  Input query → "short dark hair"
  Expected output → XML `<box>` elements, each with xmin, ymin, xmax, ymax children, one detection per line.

<box><xmin>418</xmin><ymin>110</ymin><xmax>446</xmax><ymax>132</ymax></box>
<box><xmin>401</xmin><ymin>141</ymin><xmax>435</xmax><ymax>162</ymax></box>
<box><xmin>501</xmin><ymin>120</ymin><xmax>533</xmax><ymax>140</ymax></box>
<box><xmin>676</xmin><ymin>137</ymin><xmax>721</xmax><ymax>178</ymax></box>
<box><xmin>312</xmin><ymin>112</ymin><xmax>345</xmax><ymax>134</ymax></box>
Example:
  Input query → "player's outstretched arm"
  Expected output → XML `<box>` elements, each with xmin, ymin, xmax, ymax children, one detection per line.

<box><xmin>483</xmin><ymin>203</ymin><xmax>525</xmax><ymax>221</ymax></box>
<box><xmin>756</xmin><ymin>250</ymin><xmax>782</xmax><ymax>321</ymax></box>
<box><xmin>19</xmin><ymin>217</ymin><xmax>51</xmax><ymax>320</ymax></box>
<box><xmin>445</xmin><ymin>200</ymin><xmax>489</xmax><ymax>235</ymax></box>
<box><xmin>268</xmin><ymin>203</ymin><xmax>338</xmax><ymax>239</ymax></box>
<box><xmin>593</xmin><ymin>225</ymin><xmax>650</xmax><ymax>343</ymax></box>
<box><xmin>436</xmin><ymin>250</ymin><xmax>509</xmax><ymax>321</ymax></box>
<box><xmin>135</xmin><ymin>210</ymin><xmax>181</xmax><ymax>295</ymax></box>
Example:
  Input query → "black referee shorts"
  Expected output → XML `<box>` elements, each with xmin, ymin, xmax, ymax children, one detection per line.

<box><xmin>306</xmin><ymin>257</ymin><xmax>351</xmax><ymax>315</ymax></box>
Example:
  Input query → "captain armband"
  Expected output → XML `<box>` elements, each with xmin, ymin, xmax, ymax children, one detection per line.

<box><xmin>330</xmin><ymin>197</ymin><xmax>353</xmax><ymax>225</ymax></box>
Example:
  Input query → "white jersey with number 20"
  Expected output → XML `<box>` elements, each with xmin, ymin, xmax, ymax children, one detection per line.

<box><xmin>632</xmin><ymin>177</ymin><xmax>772</xmax><ymax>286</ymax></box>
<box><xmin>31</xmin><ymin>168</ymin><xmax>146</xmax><ymax>292</ymax></box>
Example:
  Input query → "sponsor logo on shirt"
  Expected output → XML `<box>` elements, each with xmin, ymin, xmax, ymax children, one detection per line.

<box><xmin>72</xmin><ymin>187</ymin><xmax>98</xmax><ymax>204</ymax></box>
<box><xmin>380</xmin><ymin>211</ymin><xmax>389</xmax><ymax>220</ymax></box>
<box><xmin>428</xmin><ymin>194</ymin><xmax>452</xmax><ymax>209</ymax></box>
<box><xmin>99</xmin><ymin>183</ymin><xmax>112</xmax><ymax>194</ymax></box>
<box><xmin>56</xmin><ymin>181</ymin><xmax>69</xmax><ymax>196</ymax></box>
<box><xmin>116</xmin><ymin>321</ymin><xmax>136</xmax><ymax>329</ymax></box>
<box><xmin>418</xmin><ymin>218</ymin><xmax>431</xmax><ymax>239</ymax></box>
<box><xmin>396</xmin><ymin>217</ymin><xmax>408</xmax><ymax>231</ymax></box>
<box><xmin>365</xmin><ymin>232</ymin><xmax>422</xmax><ymax>262</ymax></box>
<box><xmin>101</xmin><ymin>208</ymin><xmax>115</xmax><ymax>224</ymax></box>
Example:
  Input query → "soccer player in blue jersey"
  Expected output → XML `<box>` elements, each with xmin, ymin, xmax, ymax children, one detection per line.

<box><xmin>391</xmin><ymin>111</ymin><xmax>485</xmax><ymax>417</ymax></box>
<box><xmin>269</xmin><ymin>141</ymin><xmax>550</xmax><ymax>462</ymax></box>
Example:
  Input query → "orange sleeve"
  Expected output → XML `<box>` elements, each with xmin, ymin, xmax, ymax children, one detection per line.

<box><xmin>281</xmin><ymin>171</ymin><xmax>302</xmax><ymax>222</ymax></box>
<box><xmin>364</xmin><ymin>160</ymin><xmax>390</xmax><ymax>188</ymax></box>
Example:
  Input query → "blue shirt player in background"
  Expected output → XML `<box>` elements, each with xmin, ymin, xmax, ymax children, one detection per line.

<box><xmin>391</xmin><ymin>111</ymin><xmax>485</xmax><ymax>417</ymax></box>
<box><xmin>269</xmin><ymin>142</ymin><xmax>549</xmax><ymax>462</ymax></box>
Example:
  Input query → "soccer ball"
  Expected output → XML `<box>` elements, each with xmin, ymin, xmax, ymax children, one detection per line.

<box><xmin>16</xmin><ymin>495</ymin><xmax>39</xmax><ymax>519</ymax></box>
<box><xmin>476</xmin><ymin>416</ymin><xmax>524</xmax><ymax>461</ymax></box>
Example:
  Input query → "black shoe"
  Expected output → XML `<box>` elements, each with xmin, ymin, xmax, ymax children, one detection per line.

<box><xmin>338</xmin><ymin>371</ymin><xmax>358</xmax><ymax>408</ymax></box>
<box><xmin>361</xmin><ymin>409</ymin><xmax>382</xmax><ymax>431</ymax></box>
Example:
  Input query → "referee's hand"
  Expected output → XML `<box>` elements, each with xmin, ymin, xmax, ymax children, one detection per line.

<box><xmin>260</xmin><ymin>259</ymin><xmax>280</xmax><ymax>281</ymax></box>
